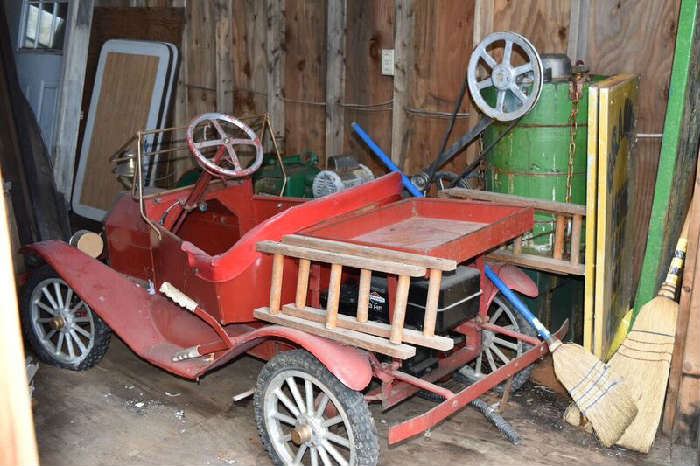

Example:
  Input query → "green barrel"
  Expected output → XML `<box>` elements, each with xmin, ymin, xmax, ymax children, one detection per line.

<box><xmin>483</xmin><ymin>79</ymin><xmax>590</xmax><ymax>254</ymax></box>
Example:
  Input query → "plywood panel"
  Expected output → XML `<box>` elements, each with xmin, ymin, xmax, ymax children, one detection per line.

<box><xmin>586</xmin><ymin>0</ymin><xmax>681</xmax><ymax>302</ymax></box>
<box><xmin>342</xmin><ymin>0</ymin><xmax>394</xmax><ymax>174</ymax></box>
<box><xmin>284</xmin><ymin>0</ymin><xmax>327</xmax><ymax>161</ymax></box>
<box><xmin>80</xmin><ymin>53</ymin><xmax>158</xmax><ymax>211</ymax></box>
<box><xmin>402</xmin><ymin>0</ymin><xmax>475</xmax><ymax>176</ymax></box>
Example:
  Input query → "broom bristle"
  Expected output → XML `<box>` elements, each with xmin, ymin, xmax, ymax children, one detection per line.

<box><xmin>552</xmin><ymin>343</ymin><xmax>638</xmax><ymax>447</ymax></box>
<box><xmin>609</xmin><ymin>297</ymin><xmax>677</xmax><ymax>453</ymax></box>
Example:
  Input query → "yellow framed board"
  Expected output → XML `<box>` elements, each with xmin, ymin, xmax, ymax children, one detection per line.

<box><xmin>584</xmin><ymin>84</ymin><xmax>599</xmax><ymax>353</ymax></box>
<box><xmin>590</xmin><ymin>74</ymin><xmax>640</xmax><ymax>358</ymax></box>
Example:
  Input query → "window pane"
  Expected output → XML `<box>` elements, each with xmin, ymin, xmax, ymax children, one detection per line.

<box><xmin>22</xmin><ymin>1</ymin><xmax>68</xmax><ymax>50</ymax></box>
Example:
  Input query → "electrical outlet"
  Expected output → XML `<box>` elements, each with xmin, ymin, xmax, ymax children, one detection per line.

<box><xmin>381</xmin><ymin>49</ymin><xmax>395</xmax><ymax>76</ymax></box>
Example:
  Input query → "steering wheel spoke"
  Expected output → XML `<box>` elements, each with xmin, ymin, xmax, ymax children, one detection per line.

<box><xmin>224</xmin><ymin>144</ymin><xmax>243</xmax><ymax>171</ymax></box>
<box><xmin>186</xmin><ymin>113</ymin><xmax>264</xmax><ymax>179</ymax></box>
<box><xmin>194</xmin><ymin>139</ymin><xmax>226</xmax><ymax>150</ymax></box>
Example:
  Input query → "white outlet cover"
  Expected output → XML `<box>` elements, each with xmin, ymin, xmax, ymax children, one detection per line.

<box><xmin>381</xmin><ymin>49</ymin><xmax>395</xmax><ymax>76</ymax></box>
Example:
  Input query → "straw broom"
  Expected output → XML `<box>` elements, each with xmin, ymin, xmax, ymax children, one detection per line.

<box><xmin>485</xmin><ymin>266</ymin><xmax>638</xmax><ymax>447</ymax></box>
<box><xmin>563</xmin><ymin>202</ymin><xmax>692</xmax><ymax>451</ymax></box>
<box><xmin>609</xmin><ymin>206</ymin><xmax>692</xmax><ymax>452</ymax></box>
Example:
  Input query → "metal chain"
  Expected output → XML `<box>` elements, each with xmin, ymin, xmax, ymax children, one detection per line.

<box><xmin>565</xmin><ymin>76</ymin><xmax>583</xmax><ymax>204</ymax></box>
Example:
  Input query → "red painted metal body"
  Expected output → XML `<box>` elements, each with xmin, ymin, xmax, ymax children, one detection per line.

<box><xmin>23</xmin><ymin>170</ymin><xmax>552</xmax><ymax>444</ymax></box>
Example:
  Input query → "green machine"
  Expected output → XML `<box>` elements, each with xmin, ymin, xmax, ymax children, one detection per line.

<box><xmin>482</xmin><ymin>54</ymin><xmax>598</xmax><ymax>341</ymax></box>
<box><xmin>483</xmin><ymin>54</ymin><xmax>593</xmax><ymax>254</ymax></box>
<box><xmin>176</xmin><ymin>150</ymin><xmax>320</xmax><ymax>198</ymax></box>
<box><xmin>253</xmin><ymin>150</ymin><xmax>320</xmax><ymax>198</ymax></box>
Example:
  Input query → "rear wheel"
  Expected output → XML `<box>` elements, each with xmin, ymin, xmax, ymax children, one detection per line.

<box><xmin>255</xmin><ymin>350</ymin><xmax>379</xmax><ymax>466</ymax></box>
<box><xmin>457</xmin><ymin>294</ymin><xmax>535</xmax><ymax>393</ymax></box>
<box><xmin>20</xmin><ymin>265</ymin><xmax>111</xmax><ymax>370</ymax></box>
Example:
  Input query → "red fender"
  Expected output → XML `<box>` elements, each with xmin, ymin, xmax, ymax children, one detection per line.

<box><xmin>483</xmin><ymin>262</ymin><xmax>538</xmax><ymax>311</ymax></box>
<box><xmin>22</xmin><ymin>241</ymin><xmax>373</xmax><ymax>391</ymax></box>
<box><xmin>214</xmin><ymin>326</ymin><xmax>373</xmax><ymax>391</ymax></box>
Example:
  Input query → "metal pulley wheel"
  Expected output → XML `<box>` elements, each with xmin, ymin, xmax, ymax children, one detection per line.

<box><xmin>467</xmin><ymin>31</ymin><xmax>543</xmax><ymax>121</ymax></box>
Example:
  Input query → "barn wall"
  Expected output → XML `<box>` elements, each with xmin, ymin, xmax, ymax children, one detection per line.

<box><xmin>93</xmin><ymin>0</ymin><xmax>681</xmax><ymax>179</ymax></box>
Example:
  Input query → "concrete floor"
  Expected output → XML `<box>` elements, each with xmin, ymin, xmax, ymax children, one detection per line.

<box><xmin>31</xmin><ymin>339</ymin><xmax>696</xmax><ymax>466</ymax></box>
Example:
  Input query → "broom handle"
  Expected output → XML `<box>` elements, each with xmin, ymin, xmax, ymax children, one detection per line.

<box><xmin>659</xmin><ymin>200</ymin><xmax>693</xmax><ymax>299</ymax></box>
<box><xmin>485</xmin><ymin>265</ymin><xmax>557</xmax><ymax>346</ymax></box>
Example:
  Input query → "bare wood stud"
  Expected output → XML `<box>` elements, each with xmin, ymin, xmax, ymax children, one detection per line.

<box><xmin>390</xmin><ymin>275</ymin><xmax>411</xmax><ymax>344</ymax></box>
<box><xmin>270</xmin><ymin>254</ymin><xmax>284</xmax><ymax>314</ymax></box>
<box><xmin>325</xmin><ymin>263</ymin><xmax>343</xmax><ymax>329</ymax></box>
<box><xmin>513</xmin><ymin>235</ymin><xmax>523</xmax><ymax>255</ymax></box>
<box><xmin>423</xmin><ymin>269</ymin><xmax>443</xmax><ymax>337</ymax></box>
<box><xmin>553</xmin><ymin>215</ymin><xmax>566</xmax><ymax>260</ymax></box>
<box><xmin>295</xmin><ymin>259</ymin><xmax>311</xmax><ymax>308</ymax></box>
<box><xmin>357</xmin><ymin>269</ymin><xmax>372</xmax><ymax>323</ymax></box>
<box><xmin>571</xmin><ymin>214</ymin><xmax>582</xmax><ymax>265</ymax></box>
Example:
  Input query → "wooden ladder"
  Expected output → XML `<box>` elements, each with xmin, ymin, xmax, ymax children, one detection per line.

<box><xmin>254</xmin><ymin>235</ymin><xmax>458</xmax><ymax>359</ymax></box>
<box><xmin>441</xmin><ymin>188</ymin><xmax>586</xmax><ymax>275</ymax></box>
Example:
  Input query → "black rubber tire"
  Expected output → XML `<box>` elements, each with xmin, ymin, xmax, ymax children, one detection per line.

<box><xmin>20</xmin><ymin>265</ymin><xmax>111</xmax><ymax>371</ymax></box>
<box><xmin>254</xmin><ymin>349</ymin><xmax>379</xmax><ymax>466</ymax></box>
<box><xmin>455</xmin><ymin>294</ymin><xmax>536</xmax><ymax>394</ymax></box>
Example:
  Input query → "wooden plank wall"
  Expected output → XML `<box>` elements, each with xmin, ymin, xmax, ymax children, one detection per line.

<box><xmin>584</xmin><ymin>0</ymin><xmax>680</xmax><ymax>302</ymax></box>
<box><xmin>92</xmin><ymin>0</ymin><xmax>680</xmax><ymax>185</ymax></box>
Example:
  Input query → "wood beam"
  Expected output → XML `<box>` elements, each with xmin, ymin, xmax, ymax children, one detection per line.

<box><xmin>390</xmin><ymin>0</ymin><xmax>414</xmax><ymax>166</ymax></box>
<box><xmin>52</xmin><ymin>0</ymin><xmax>95</xmax><ymax>199</ymax></box>
<box><xmin>215</xmin><ymin>0</ymin><xmax>234</xmax><ymax>113</ymax></box>
<box><xmin>567</xmin><ymin>0</ymin><xmax>590</xmax><ymax>62</ymax></box>
<box><xmin>325</xmin><ymin>0</ymin><xmax>347</xmax><ymax>158</ymax></box>
<box><xmin>266</xmin><ymin>0</ymin><xmax>285</xmax><ymax>151</ymax></box>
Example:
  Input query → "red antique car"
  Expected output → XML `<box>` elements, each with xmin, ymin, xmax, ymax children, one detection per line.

<box><xmin>19</xmin><ymin>113</ymin><xmax>563</xmax><ymax>466</ymax></box>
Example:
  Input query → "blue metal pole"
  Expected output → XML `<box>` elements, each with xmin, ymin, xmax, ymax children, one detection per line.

<box><xmin>351</xmin><ymin>122</ymin><xmax>424</xmax><ymax>197</ymax></box>
<box><xmin>484</xmin><ymin>265</ymin><xmax>555</xmax><ymax>344</ymax></box>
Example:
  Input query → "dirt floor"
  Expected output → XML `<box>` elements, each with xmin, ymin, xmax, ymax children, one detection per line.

<box><xmin>31</xmin><ymin>339</ymin><xmax>696</xmax><ymax>466</ymax></box>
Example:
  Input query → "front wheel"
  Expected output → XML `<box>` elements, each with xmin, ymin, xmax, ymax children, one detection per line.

<box><xmin>254</xmin><ymin>350</ymin><xmax>379</xmax><ymax>466</ymax></box>
<box><xmin>20</xmin><ymin>265</ymin><xmax>111</xmax><ymax>370</ymax></box>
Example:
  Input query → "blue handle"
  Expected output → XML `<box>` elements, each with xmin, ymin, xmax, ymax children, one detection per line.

<box><xmin>484</xmin><ymin>265</ymin><xmax>553</xmax><ymax>343</ymax></box>
<box><xmin>351</xmin><ymin>122</ymin><xmax>424</xmax><ymax>198</ymax></box>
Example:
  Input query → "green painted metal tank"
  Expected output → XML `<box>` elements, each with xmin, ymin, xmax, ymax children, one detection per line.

<box><xmin>483</xmin><ymin>56</ymin><xmax>593</xmax><ymax>254</ymax></box>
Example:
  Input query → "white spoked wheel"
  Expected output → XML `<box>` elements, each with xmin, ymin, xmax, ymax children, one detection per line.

<box><xmin>255</xmin><ymin>350</ymin><xmax>379</xmax><ymax>466</ymax></box>
<box><xmin>467</xmin><ymin>31</ymin><xmax>543</xmax><ymax>121</ymax></box>
<box><xmin>457</xmin><ymin>295</ymin><xmax>535</xmax><ymax>393</ymax></box>
<box><xmin>21</xmin><ymin>265</ymin><xmax>110</xmax><ymax>370</ymax></box>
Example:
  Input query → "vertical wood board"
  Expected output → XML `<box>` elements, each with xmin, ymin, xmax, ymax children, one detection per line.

<box><xmin>342</xmin><ymin>0</ymin><xmax>394</xmax><ymax>174</ymax></box>
<box><xmin>402</xmin><ymin>0</ymin><xmax>475</xmax><ymax>176</ymax></box>
<box><xmin>232</xmin><ymin>0</ymin><xmax>267</xmax><ymax>116</ymax></box>
<box><xmin>284</xmin><ymin>0</ymin><xmax>326</xmax><ymax>160</ymax></box>
<box><xmin>634</xmin><ymin>0</ymin><xmax>699</xmax><ymax>312</ymax></box>
<box><xmin>186</xmin><ymin>0</ymin><xmax>217</xmax><ymax>117</ymax></box>
<box><xmin>492</xmin><ymin>0</ymin><xmax>571</xmax><ymax>53</ymax></box>
<box><xmin>585</xmin><ymin>0</ymin><xmax>681</xmax><ymax>312</ymax></box>
<box><xmin>325</xmin><ymin>0</ymin><xmax>346</xmax><ymax>157</ymax></box>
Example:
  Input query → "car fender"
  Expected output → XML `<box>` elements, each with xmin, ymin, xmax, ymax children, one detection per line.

<box><xmin>223</xmin><ymin>327</ymin><xmax>373</xmax><ymax>391</ymax></box>
<box><xmin>483</xmin><ymin>262</ymin><xmax>538</xmax><ymax>310</ymax></box>
<box><xmin>22</xmin><ymin>241</ymin><xmax>374</xmax><ymax>391</ymax></box>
